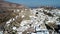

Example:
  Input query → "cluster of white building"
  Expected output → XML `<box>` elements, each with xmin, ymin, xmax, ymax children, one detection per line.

<box><xmin>4</xmin><ymin>8</ymin><xmax>60</xmax><ymax>34</ymax></box>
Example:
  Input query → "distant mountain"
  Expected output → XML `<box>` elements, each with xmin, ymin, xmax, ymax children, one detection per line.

<box><xmin>30</xmin><ymin>6</ymin><xmax>59</xmax><ymax>9</ymax></box>
<box><xmin>0</xmin><ymin>0</ymin><xmax>24</xmax><ymax>9</ymax></box>
<box><xmin>56</xmin><ymin>7</ymin><xmax>60</xmax><ymax>9</ymax></box>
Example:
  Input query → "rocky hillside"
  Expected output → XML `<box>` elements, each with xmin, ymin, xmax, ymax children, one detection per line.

<box><xmin>0</xmin><ymin>0</ymin><xmax>25</xmax><ymax>31</ymax></box>
<box><xmin>0</xmin><ymin>0</ymin><xmax>24</xmax><ymax>9</ymax></box>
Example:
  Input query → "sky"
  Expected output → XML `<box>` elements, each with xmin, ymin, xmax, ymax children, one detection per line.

<box><xmin>5</xmin><ymin>0</ymin><xmax>60</xmax><ymax>7</ymax></box>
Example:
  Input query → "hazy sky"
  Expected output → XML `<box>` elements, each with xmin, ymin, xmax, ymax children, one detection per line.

<box><xmin>5</xmin><ymin>0</ymin><xmax>60</xmax><ymax>7</ymax></box>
